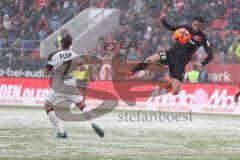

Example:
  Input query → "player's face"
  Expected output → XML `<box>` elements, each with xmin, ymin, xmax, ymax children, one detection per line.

<box><xmin>192</xmin><ymin>21</ymin><xmax>203</xmax><ymax>33</ymax></box>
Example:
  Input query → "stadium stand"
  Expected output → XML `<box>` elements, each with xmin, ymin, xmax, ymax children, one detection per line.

<box><xmin>0</xmin><ymin>0</ymin><xmax>90</xmax><ymax>57</ymax></box>
<box><xmin>0</xmin><ymin>0</ymin><xmax>239</xmax><ymax>67</ymax></box>
<box><xmin>92</xmin><ymin>0</ymin><xmax>239</xmax><ymax>63</ymax></box>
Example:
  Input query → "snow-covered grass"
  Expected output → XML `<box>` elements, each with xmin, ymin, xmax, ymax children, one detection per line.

<box><xmin>0</xmin><ymin>106</ymin><xmax>240</xmax><ymax>160</ymax></box>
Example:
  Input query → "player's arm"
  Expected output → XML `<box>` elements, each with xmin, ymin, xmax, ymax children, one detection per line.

<box><xmin>160</xmin><ymin>14</ymin><xmax>182</xmax><ymax>31</ymax></box>
<box><xmin>201</xmin><ymin>35</ymin><xmax>214</xmax><ymax>66</ymax></box>
<box><xmin>44</xmin><ymin>63</ymin><xmax>53</xmax><ymax>78</ymax></box>
<box><xmin>45</xmin><ymin>53</ymin><xmax>56</xmax><ymax>78</ymax></box>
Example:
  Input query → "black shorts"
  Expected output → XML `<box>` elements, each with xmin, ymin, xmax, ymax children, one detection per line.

<box><xmin>157</xmin><ymin>51</ymin><xmax>185</xmax><ymax>82</ymax></box>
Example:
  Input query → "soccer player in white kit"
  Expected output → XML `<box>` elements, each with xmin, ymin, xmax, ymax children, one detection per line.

<box><xmin>44</xmin><ymin>34</ymin><xmax>104</xmax><ymax>138</ymax></box>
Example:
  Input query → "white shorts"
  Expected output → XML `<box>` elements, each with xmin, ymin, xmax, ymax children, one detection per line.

<box><xmin>46</xmin><ymin>89</ymin><xmax>84</xmax><ymax>105</ymax></box>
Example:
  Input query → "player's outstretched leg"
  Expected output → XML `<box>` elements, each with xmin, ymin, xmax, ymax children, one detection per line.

<box><xmin>45</xmin><ymin>101</ymin><xmax>67</xmax><ymax>138</ymax></box>
<box><xmin>118</xmin><ymin>53</ymin><xmax>162</xmax><ymax>77</ymax></box>
<box><xmin>77</xmin><ymin>101</ymin><xmax>104</xmax><ymax>138</ymax></box>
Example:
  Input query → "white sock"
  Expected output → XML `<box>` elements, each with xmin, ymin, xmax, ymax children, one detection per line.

<box><xmin>48</xmin><ymin>111</ymin><xmax>65</xmax><ymax>133</ymax></box>
<box><xmin>82</xmin><ymin>106</ymin><xmax>94</xmax><ymax>123</ymax></box>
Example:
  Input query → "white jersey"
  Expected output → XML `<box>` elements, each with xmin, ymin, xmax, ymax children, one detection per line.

<box><xmin>46</xmin><ymin>50</ymin><xmax>84</xmax><ymax>104</ymax></box>
<box><xmin>48</xmin><ymin>49</ymin><xmax>81</xmax><ymax>86</ymax></box>
<box><xmin>48</xmin><ymin>50</ymin><xmax>80</xmax><ymax>70</ymax></box>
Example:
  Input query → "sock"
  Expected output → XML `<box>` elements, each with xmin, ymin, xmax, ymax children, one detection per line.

<box><xmin>132</xmin><ymin>62</ymin><xmax>150</xmax><ymax>73</ymax></box>
<box><xmin>82</xmin><ymin>106</ymin><xmax>94</xmax><ymax>123</ymax></box>
<box><xmin>48</xmin><ymin>111</ymin><xmax>65</xmax><ymax>133</ymax></box>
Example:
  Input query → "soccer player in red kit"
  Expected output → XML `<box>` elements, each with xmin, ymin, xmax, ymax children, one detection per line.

<box><xmin>120</xmin><ymin>14</ymin><xmax>214</xmax><ymax>95</ymax></box>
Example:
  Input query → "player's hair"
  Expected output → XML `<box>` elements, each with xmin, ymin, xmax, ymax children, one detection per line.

<box><xmin>61</xmin><ymin>34</ymin><xmax>73</xmax><ymax>49</ymax></box>
<box><xmin>193</xmin><ymin>17</ymin><xmax>204</xmax><ymax>24</ymax></box>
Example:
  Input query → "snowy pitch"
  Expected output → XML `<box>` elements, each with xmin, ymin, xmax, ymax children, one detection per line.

<box><xmin>0</xmin><ymin>106</ymin><xmax>240</xmax><ymax>160</ymax></box>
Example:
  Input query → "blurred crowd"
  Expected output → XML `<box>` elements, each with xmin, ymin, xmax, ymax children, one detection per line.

<box><xmin>93</xmin><ymin>0</ymin><xmax>240</xmax><ymax>64</ymax></box>
<box><xmin>0</xmin><ymin>0</ymin><xmax>239</xmax><ymax>65</ymax></box>
<box><xmin>0</xmin><ymin>0</ymin><xmax>90</xmax><ymax>57</ymax></box>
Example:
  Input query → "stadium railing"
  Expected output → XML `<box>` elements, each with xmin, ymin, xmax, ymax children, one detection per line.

<box><xmin>0</xmin><ymin>39</ymin><xmax>40</xmax><ymax>57</ymax></box>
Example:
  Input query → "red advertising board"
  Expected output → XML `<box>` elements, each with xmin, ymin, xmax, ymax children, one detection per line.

<box><xmin>0</xmin><ymin>78</ymin><xmax>49</xmax><ymax>106</ymax></box>
<box><xmin>0</xmin><ymin>58</ymin><xmax>239</xmax><ymax>84</ymax></box>
<box><xmin>0</xmin><ymin>78</ymin><xmax>239</xmax><ymax>114</ymax></box>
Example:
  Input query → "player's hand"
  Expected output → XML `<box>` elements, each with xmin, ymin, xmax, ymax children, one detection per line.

<box><xmin>118</xmin><ymin>69</ymin><xmax>133</xmax><ymax>77</ymax></box>
<box><xmin>160</xmin><ymin>13</ymin><xmax>166</xmax><ymax>21</ymax></box>
<box><xmin>44</xmin><ymin>68</ymin><xmax>53</xmax><ymax>78</ymax></box>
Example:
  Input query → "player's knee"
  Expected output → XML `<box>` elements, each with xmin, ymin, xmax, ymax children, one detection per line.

<box><xmin>144</xmin><ymin>54</ymin><xmax>160</xmax><ymax>63</ymax></box>
<box><xmin>144</xmin><ymin>56</ymin><xmax>155</xmax><ymax>63</ymax></box>
<box><xmin>144</xmin><ymin>57</ymin><xmax>154</xmax><ymax>63</ymax></box>
<box><xmin>44</xmin><ymin>101</ymin><xmax>54</xmax><ymax>114</ymax></box>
